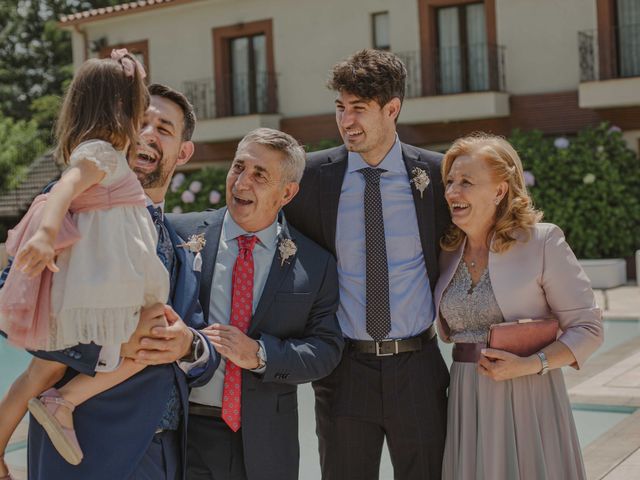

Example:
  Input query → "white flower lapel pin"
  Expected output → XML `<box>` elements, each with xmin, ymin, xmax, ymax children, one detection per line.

<box><xmin>278</xmin><ymin>238</ymin><xmax>297</xmax><ymax>267</ymax></box>
<box><xmin>177</xmin><ymin>233</ymin><xmax>206</xmax><ymax>272</ymax></box>
<box><xmin>410</xmin><ymin>167</ymin><xmax>430</xmax><ymax>199</ymax></box>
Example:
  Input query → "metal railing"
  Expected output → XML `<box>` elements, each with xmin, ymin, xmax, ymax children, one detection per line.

<box><xmin>579</xmin><ymin>24</ymin><xmax>640</xmax><ymax>82</ymax></box>
<box><xmin>395</xmin><ymin>44</ymin><xmax>505</xmax><ymax>98</ymax></box>
<box><xmin>182</xmin><ymin>78</ymin><xmax>215</xmax><ymax>120</ymax></box>
<box><xmin>219</xmin><ymin>71</ymin><xmax>278</xmax><ymax>117</ymax></box>
<box><xmin>182</xmin><ymin>71</ymin><xmax>278</xmax><ymax>119</ymax></box>
<box><xmin>395</xmin><ymin>51</ymin><xmax>423</xmax><ymax>99</ymax></box>
<box><xmin>434</xmin><ymin>43</ymin><xmax>505</xmax><ymax>95</ymax></box>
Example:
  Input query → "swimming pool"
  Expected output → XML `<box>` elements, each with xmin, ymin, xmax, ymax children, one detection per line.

<box><xmin>0</xmin><ymin>339</ymin><xmax>29</xmax><ymax>397</ymax></box>
<box><xmin>600</xmin><ymin>318</ymin><xmax>640</xmax><ymax>354</ymax></box>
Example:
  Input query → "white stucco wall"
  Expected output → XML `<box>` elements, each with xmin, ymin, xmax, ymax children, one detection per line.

<box><xmin>75</xmin><ymin>0</ymin><xmax>423</xmax><ymax>118</ymax></box>
<box><xmin>496</xmin><ymin>0</ymin><xmax>597</xmax><ymax>94</ymax></box>
<box><xmin>67</xmin><ymin>0</ymin><xmax>640</xmax><ymax>147</ymax></box>
<box><xmin>622</xmin><ymin>130</ymin><xmax>640</xmax><ymax>155</ymax></box>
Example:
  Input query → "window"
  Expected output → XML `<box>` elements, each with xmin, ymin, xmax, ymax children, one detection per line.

<box><xmin>616</xmin><ymin>0</ymin><xmax>640</xmax><ymax>77</ymax></box>
<box><xmin>372</xmin><ymin>12</ymin><xmax>390</xmax><ymax>50</ymax></box>
<box><xmin>100</xmin><ymin>40</ymin><xmax>149</xmax><ymax>78</ymax></box>
<box><xmin>229</xmin><ymin>34</ymin><xmax>268</xmax><ymax>115</ymax></box>
<box><xmin>418</xmin><ymin>0</ymin><xmax>499</xmax><ymax>96</ymax></box>
<box><xmin>436</xmin><ymin>3</ymin><xmax>488</xmax><ymax>94</ymax></box>
<box><xmin>213</xmin><ymin>20</ymin><xmax>277</xmax><ymax>117</ymax></box>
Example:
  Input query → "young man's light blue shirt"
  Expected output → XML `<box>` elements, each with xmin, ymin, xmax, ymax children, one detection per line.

<box><xmin>335</xmin><ymin>136</ymin><xmax>434</xmax><ymax>340</ymax></box>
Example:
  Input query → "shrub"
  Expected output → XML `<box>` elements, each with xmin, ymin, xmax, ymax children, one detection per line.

<box><xmin>510</xmin><ymin>123</ymin><xmax>640</xmax><ymax>259</ymax></box>
<box><xmin>164</xmin><ymin>166</ymin><xmax>228</xmax><ymax>214</ymax></box>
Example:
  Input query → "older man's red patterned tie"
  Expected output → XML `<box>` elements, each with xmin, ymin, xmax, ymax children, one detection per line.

<box><xmin>222</xmin><ymin>234</ymin><xmax>258</xmax><ymax>432</ymax></box>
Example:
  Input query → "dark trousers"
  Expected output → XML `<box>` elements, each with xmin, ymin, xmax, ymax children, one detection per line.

<box><xmin>313</xmin><ymin>335</ymin><xmax>449</xmax><ymax>480</ymax></box>
<box><xmin>128</xmin><ymin>430</ymin><xmax>181</xmax><ymax>480</ymax></box>
<box><xmin>186</xmin><ymin>414</ymin><xmax>247</xmax><ymax>480</ymax></box>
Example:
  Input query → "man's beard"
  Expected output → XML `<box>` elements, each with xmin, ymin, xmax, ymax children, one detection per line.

<box><xmin>134</xmin><ymin>163</ymin><xmax>168</xmax><ymax>189</ymax></box>
<box><xmin>134</xmin><ymin>140</ymin><xmax>170</xmax><ymax>189</ymax></box>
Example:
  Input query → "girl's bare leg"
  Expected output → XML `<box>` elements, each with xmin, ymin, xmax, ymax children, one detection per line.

<box><xmin>40</xmin><ymin>360</ymin><xmax>145</xmax><ymax>430</ymax></box>
<box><xmin>26</xmin><ymin>359</ymin><xmax>146</xmax><ymax>465</ymax></box>
<box><xmin>0</xmin><ymin>358</ymin><xmax>66</xmax><ymax>475</ymax></box>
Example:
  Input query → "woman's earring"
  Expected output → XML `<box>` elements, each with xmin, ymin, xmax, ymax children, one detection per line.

<box><xmin>495</xmin><ymin>198</ymin><xmax>501</xmax><ymax>205</ymax></box>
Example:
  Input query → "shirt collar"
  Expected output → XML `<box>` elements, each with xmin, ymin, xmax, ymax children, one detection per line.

<box><xmin>145</xmin><ymin>196</ymin><xmax>165</xmax><ymax>214</ymax></box>
<box><xmin>222</xmin><ymin>210</ymin><xmax>279</xmax><ymax>249</ymax></box>
<box><xmin>347</xmin><ymin>134</ymin><xmax>404</xmax><ymax>174</ymax></box>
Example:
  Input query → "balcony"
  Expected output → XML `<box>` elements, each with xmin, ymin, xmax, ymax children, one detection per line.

<box><xmin>396</xmin><ymin>45</ymin><xmax>509</xmax><ymax>124</ymax></box>
<box><xmin>182</xmin><ymin>72</ymin><xmax>281</xmax><ymax>143</ymax></box>
<box><xmin>578</xmin><ymin>25</ymin><xmax>640</xmax><ymax>109</ymax></box>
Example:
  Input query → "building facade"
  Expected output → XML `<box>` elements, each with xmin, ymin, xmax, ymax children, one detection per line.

<box><xmin>61</xmin><ymin>0</ymin><xmax>640</xmax><ymax>166</ymax></box>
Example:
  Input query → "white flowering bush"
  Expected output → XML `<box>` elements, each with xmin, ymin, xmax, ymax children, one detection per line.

<box><xmin>510</xmin><ymin>123</ymin><xmax>640</xmax><ymax>259</ymax></box>
<box><xmin>165</xmin><ymin>167</ymin><xmax>227</xmax><ymax>213</ymax></box>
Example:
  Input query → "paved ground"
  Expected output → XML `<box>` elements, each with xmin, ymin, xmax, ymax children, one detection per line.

<box><xmin>5</xmin><ymin>284</ymin><xmax>640</xmax><ymax>479</ymax></box>
<box><xmin>572</xmin><ymin>285</ymin><xmax>640</xmax><ymax>479</ymax></box>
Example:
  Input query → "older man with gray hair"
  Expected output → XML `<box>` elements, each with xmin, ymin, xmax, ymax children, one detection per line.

<box><xmin>169</xmin><ymin>128</ymin><xmax>344</xmax><ymax>480</ymax></box>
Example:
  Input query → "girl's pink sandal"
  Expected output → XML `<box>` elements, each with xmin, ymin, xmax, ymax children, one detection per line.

<box><xmin>27</xmin><ymin>388</ymin><xmax>83</xmax><ymax>465</ymax></box>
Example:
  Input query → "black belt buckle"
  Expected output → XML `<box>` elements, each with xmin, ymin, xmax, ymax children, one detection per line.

<box><xmin>375</xmin><ymin>340</ymin><xmax>399</xmax><ymax>356</ymax></box>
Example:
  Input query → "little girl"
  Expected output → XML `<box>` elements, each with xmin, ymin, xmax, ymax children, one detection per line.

<box><xmin>0</xmin><ymin>50</ymin><xmax>169</xmax><ymax>477</ymax></box>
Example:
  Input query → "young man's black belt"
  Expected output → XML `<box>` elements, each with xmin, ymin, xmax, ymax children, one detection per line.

<box><xmin>345</xmin><ymin>324</ymin><xmax>436</xmax><ymax>356</ymax></box>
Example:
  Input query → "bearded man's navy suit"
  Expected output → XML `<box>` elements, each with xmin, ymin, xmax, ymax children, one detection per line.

<box><xmin>21</xmin><ymin>215</ymin><xmax>218</xmax><ymax>480</ymax></box>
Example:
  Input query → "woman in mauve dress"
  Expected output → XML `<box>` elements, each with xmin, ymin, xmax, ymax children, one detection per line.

<box><xmin>434</xmin><ymin>133</ymin><xmax>603</xmax><ymax>480</ymax></box>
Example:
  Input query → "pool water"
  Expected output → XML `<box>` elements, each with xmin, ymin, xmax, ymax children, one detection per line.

<box><xmin>0</xmin><ymin>339</ymin><xmax>29</xmax><ymax>396</ymax></box>
<box><xmin>572</xmin><ymin>404</ymin><xmax>635</xmax><ymax>447</ymax></box>
<box><xmin>600</xmin><ymin>318</ymin><xmax>640</xmax><ymax>354</ymax></box>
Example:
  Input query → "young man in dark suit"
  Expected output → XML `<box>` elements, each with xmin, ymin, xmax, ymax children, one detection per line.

<box><xmin>170</xmin><ymin>128</ymin><xmax>344</xmax><ymax>480</ymax></box>
<box><xmin>22</xmin><ymin>84</ymin><xmax>218</xmax><ymax>480</ymax></box>
<box><xmin>284</xmin><ymin>49</ymin><xmax>452</xmax><ymax>480</ymax></box>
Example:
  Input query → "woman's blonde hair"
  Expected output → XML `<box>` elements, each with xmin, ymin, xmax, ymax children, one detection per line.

<box><xmin>54</xmin><ymin>55</ymin><xmax>148</xmax><ymax>164</ymax></box>
<box><xmin>440</xmin><ymin>133</ymin><xmax>543</xmax><ymax>253</ymax></box>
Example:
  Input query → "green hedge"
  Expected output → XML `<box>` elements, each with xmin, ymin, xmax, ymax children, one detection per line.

<box><xmin>510</xmin><ymin>123</ymin><xmax>640</xmax><ymax>259</ymax></box>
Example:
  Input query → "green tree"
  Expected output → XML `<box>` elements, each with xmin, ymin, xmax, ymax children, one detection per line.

<box><xmin>0</xmin><ymin>1</ymin><xmax>123</xmax><ymax>195</ymax></box>
<box><xmin>0</xmin><ymin>1</ymin><xmax>122</xmax><ymax>125</ymax></box>
<box><xmin>0</xmin><ymin>114</ymin><xmax>46</xmax><ymax>191</ymax></box>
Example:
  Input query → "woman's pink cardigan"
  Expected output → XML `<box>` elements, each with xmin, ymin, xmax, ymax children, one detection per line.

<box><xmin>434</xmin><ymin>223</ymin><xmax>603</xmax><ymax>369</ymax></box>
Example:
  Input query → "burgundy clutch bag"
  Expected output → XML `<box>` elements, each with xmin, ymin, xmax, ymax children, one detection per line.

<box><xmin>488</xmin><ymin>318</ymin><xmax>559</xmax><ymax>357</ymax></box>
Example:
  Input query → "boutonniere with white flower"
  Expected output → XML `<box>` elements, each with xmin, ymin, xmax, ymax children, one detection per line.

<box><xmin>410</xmin><ymin>167</ymin><xmax>430</xmax><ymax>198</ymax></box>
<box><xmin>278</xmin><ymin>238</ymin><xmax>297</xmax><ymax>267</ymax></box>
<box><xmin>177</xmin><ymin>233</ymin><xmax>206</xmax><ymax>272</ymax></box>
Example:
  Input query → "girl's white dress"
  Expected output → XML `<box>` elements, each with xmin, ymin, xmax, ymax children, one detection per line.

<box><xmin>49</xmin><ymin>139</ymin><xmax>169</xmax><ymax>350</ymax></box>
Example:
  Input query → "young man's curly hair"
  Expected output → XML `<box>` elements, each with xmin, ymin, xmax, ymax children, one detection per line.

<box><xmin>327</xmin><ymin>49</ymin><xmax>407</xmax><ymax>106</ymax></box>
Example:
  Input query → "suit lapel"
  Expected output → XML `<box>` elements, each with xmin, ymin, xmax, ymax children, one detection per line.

<box><xmin>198</xmin><ymin>209</ymin><xmax>225</xmax><ymax>320</ymax></box>
<box><xmin>319</xmin><ymin>147</ymin><xmax>348</xmax><ymax>256</ymax></box>
<box><xmin>163</xmin><ymin>218</ymin><xmax>184</xmax><ymax>309</ymax></box>
<box><xmin>401</xmin><ymin>143</ymin><xmax>439</xmax><ymax>289</ymax></box>
<box><xmin>249</xmin><ymin>212</ymin><xmax>296</xmax><ymax>335</ymax></box>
